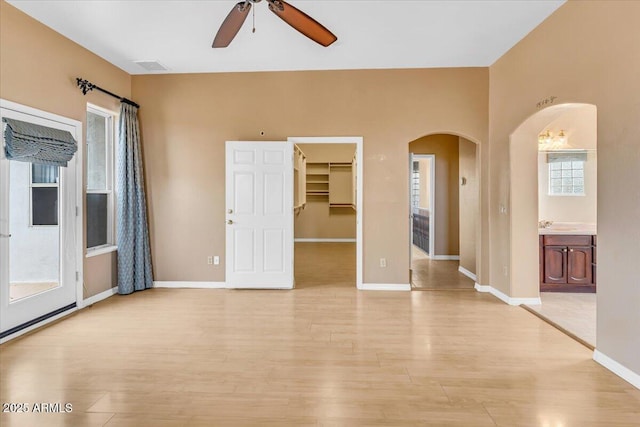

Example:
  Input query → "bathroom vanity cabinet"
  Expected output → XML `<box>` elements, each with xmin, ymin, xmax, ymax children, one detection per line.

<box><xmin>539</xmin><ymin>234</ymin><xmax>596</xmax><ymax>293</ymax></box>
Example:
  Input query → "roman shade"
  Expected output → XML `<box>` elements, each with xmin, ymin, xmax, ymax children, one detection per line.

<box><xmin>2</xmin><ymin>118</ymin><xmax>78</xmax><ymax>166</ymax></box>
<box><xmin>547</xmin><ymin>151</ymin><xmax>588</xmax><ymax>163</ymax></box>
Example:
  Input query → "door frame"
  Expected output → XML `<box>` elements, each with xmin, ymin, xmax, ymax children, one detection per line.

<box><xmin>409</xmin><ymin>153</ymin><xmax>435</xmax><ymax>260</ymax></box>
<box><xmin>0</xmin><ymin>99</ymin><xmax>83</xmax><ymax>343</ymax></box>
<box><xmin>288</xmin><ymin>136</ymin><xmax>363</xmax><ymax>289</ymax></box>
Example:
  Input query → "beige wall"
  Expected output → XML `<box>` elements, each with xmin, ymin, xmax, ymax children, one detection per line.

<box><xmin>490</xmin><ymin>1</ymin><xmax>640</xmax><ymax>376</ymax></box>
<box><xmin>537</xmin><ymin>105</ymin><xmax>598</xmax><ymax>224</ymax></box>
<box><xmin>132</xmin><ymin>69</ymin><xmax>488</xmax><ymax>284</ymax></box>
<box><xmin>538</xmin><ymin>151</ymin><xmax>597</xmax><ymax>223</ymax></box>
<box><xmin>0</xmin><ymin>1</ymin><xmax>130</xmax><ymax>298</ymax></box>
<box><xmin>294</xmin><ymin>143</ymin><xmax>356</xmax><ymax>239</ymax></box>
<box><xmin>409</xmin><ymin>135</ymin><xmax>459</xmax><ymax>256</ymax></box>
<box><xmin>459</xmin><ymin>138</ymin><xmax>477</xmax><ymax>274</ymax></box>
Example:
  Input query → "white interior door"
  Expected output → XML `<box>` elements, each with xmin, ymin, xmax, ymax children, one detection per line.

<box><xmin>0</xmin><ymin>106</ymin><xmax>79</xmax><ymax>339</ymax></box>
<box><xmin>225</xmin><ymin>141</ymin><xmax>294</xmax><ymax>289</ymax></box>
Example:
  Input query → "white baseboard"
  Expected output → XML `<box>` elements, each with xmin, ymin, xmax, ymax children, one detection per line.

<box><xmin>83</xmin><ymin>286</ymin><xmax>117</xmax><ymax>307</ymax></box>
<box><xmin>0</xmin><ymin>308</ymin><xmax>77</xmax><ymax>344</ymax></box>
<box><xmin>294</xmin><ymin>238</ymin><xmax>356</xmax><ymax>243</ymax></box>
<box><xmin>430</xmin><ymin>255</ymin><xmax>460</xmax><ymax>261</ymax></box>
<box><xmin>593</xmin><ymin>350</ymin><xmax>640</xmax><ymax>389</ymax></box>
<box><xmin>474</xmin><ymin>283</ymin><xmax>541</xmax><ymax>306</ymax></box>
<box><xmin>458</xmin><ymin>266</ymin><xmax>477</xmax><ymax>281</ymax></box>
<box><xmin>359</xmin><ymin>283</ymin><xmax>411</xmax><ymax>291</ymax></box>
<box><xmin>152</xmin><ymin>281</ymin><xmax>226</xmax><ymax>289</ymax></box>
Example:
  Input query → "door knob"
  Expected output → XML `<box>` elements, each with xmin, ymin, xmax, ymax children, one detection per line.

<box><xmin>227</xmin><ymin>209</ymin><xmax>233</xmax><ymax>214</ymax></box>
<box><xmin>226</xmin><ymin>220</ymin><xmax>233</xmax><ymax>225</ymax></box>
<box><xmin>0</xmin><ymin>233</ymin><xmax>10</xmax><ymax>238</ymax></box>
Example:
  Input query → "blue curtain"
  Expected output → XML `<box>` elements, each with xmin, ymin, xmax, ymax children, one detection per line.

<box><xmin>116</xmin><ymin>103</ymin><xmax>153</xmax><ymax>294</ymax></box>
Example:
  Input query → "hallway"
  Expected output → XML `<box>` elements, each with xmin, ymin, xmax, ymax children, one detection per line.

<box><xmin>411</xmin><ymin>246</ymin><xmax>475</xmax><ymax>290</ymax></box>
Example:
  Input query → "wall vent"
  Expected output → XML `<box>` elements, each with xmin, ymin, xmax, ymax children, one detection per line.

<box><xmin>134</xmin><ymin>60</ymin><xmax>168</xmax><ymax>72</ymax></box>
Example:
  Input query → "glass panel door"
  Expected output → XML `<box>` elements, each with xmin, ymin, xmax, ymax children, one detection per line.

<box><xmin>9</xmin><ymin>162</ymin><xmax>61</xmax><ymax>302</ymax></box>
<box><xmin>0</xmin><ymin>106</ymin><xmax>78</xmax><ymax>340</ymax></box>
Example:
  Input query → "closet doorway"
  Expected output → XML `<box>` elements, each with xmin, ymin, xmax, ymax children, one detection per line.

<box><xmin>288</xmin><ymin>137</ymin><xmax>363</xmax><ymax>289</ymax></box>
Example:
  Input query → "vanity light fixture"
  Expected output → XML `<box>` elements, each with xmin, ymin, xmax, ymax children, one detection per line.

<box><xmin>538</xmin><ymin>129</ymin><xmax>568</xmax><ymax>150</ymax></box>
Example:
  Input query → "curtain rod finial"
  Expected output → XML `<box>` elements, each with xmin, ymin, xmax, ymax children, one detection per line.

<box><xmin>76</xmin><ymin>77</ymin><xmax>94</xmax><ymax>95</ymax></box>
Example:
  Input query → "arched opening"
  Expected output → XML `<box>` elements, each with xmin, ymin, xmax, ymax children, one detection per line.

<box><xmin>407</xmin><ymin>133</ymin><xmax>480</xmax><ymax>290</ymax></box>
<box><xmin>510</xmin><ymin>103</ymin><xmax>597</xmax><ymax>346</ymax></box>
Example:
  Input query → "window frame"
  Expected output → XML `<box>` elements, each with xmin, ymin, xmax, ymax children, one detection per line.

<box><xmin>29</xmin><ymin>164</ymin><xmax>59</xmax><ymax>227</ymax></box>
<box><xmin>85</xmin><ymin>104</ymin><xmax>117</xmax><ymax>255</ymax></box>
<box><xmin>548</xmin><ymin>159</ymin><xmax>586</xmax><ymax>197</ymax></box>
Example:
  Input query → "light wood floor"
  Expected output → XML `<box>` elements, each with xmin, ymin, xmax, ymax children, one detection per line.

<box><xmin>1</xmin><ymin>244</ymin><xmax>639</xmax><ymax>426</ymax></box>
<box><xmin>411</xmin><ymin>246</ymin><xmax>475</xmax><ymax>290</ymax></box>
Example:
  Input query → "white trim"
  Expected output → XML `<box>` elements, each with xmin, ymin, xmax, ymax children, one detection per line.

<box><xmin>153</xmin><ymin>281</ymin><xmax>226</xmax><ymax>289</ymax></box>
<box><xmin>458</xmin><ymin>266</ymin><xmax>477</xmax><ymax>281</ymax></box>
<box><xmin>593</xmin><ymin>350</ymin><xmax>640</xmax><ymax>389</ymax></box>
<box><xmin>0</xmin><ymin>307</ymin><xmax>77</xmax><ymax>344</ymax></box>
<box><xmin>83</xmin><ymin>286</ymin><xmax>117</xmax><ymax>306</ymax></box>
<box><xmin>85</xmin><ymin>245</ymin><xmax>117</xmax><ymax>258</ymax></box>
<box><xmin>294</xmin><ymin>238</ymin><xmax>356</xmax><ymax>243</ymax></box>
<box><xmin>430</xmin><ymin>255</ymin><xmax>460</xmax><ymax>261</ymax></box>
<box><xmin>474</xmin><ymin>283</ymin><xmax>541</xmax><ymax>306</ymax></box>
<box><xmin>288</xmin><ymin>136</ymin><xmax>364</xmax><ymax>289</ymax></box>
<box><xmin>358</xmin><ymin>283</ymin><xmax>411</xmax><ymax>291</ymax></box>
<box><xmin>0</xmin><ymin>99</ymin><xmax>84</xmax><ymax>331</ymax></box>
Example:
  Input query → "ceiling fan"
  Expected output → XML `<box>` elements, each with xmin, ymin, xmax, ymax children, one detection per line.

<box><xmin>212</xmin><ymin>0</ymin><xmax>337</xmax><ymax>48</ymax></box>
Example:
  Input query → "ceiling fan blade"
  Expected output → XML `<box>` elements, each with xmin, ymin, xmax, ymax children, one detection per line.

<box><xmin>267</xmin><ymin>0</ymin><xmax>337</xmax><ymax>47</ymax></box>
<box><xmin>212</xmin><ymin>1</ymin><xmax>252</xmax><ymax>48</ymax></box>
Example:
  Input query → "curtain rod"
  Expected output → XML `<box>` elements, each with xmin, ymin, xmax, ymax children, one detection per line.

<box><xmin>76</xmin><ymin>77</ymin><xmax>140</xmax><ymax>108</ymax></box>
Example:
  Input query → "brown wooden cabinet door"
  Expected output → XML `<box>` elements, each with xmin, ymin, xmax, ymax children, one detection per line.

<box><xmin>568</xmin><ymin>246</ymin><xmax>592</xmax><ymax>285</ymax></box>
<box><xmin>543</xmin><ymin>246</ymin><xmax>567</xmax><ymax>284</ymax></box>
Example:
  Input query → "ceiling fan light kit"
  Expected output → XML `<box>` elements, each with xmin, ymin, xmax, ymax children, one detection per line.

<box><xmin>212</xmin><ymin>0</ymin><xmax>337</xmax><ymax>48</ymax></box>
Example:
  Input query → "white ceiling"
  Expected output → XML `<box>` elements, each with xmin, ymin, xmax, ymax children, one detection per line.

<box><xmin>8</xmin><ymin>0</ymin><xmax>565</xmax><ymax>75</ymax></box>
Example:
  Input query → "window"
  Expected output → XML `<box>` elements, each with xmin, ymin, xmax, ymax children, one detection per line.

<box><xmin>30</xmin><ymin>164</ymin><xmax>59</xmax><ymax>226</ymax></box>
<box><xmin>86</xmin><ymin>106</ymin><xmax>115</xmax><ymax>251</ymax></box>
<box><xmin>411</xmin><ymin>161</ymin><xmax>420</xmax><ymax>208</ymax></box>
<box><xmin>549</xmin><ymin>159</ymin><xmax>585</xmax><ymax>196</ymax></box>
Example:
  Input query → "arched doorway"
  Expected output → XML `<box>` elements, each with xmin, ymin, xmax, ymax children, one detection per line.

<box><xmin>510</xmin><ymin>103</ymin><xmax>597</xmax><ymax>345</ymax></box>
<box><xmin>408</xmin><ymin>133</ymin><xmax>480</xmax><ymax>290</ymax></box>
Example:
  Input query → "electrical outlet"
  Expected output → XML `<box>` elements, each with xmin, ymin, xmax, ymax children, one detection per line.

<box><xmin>499</xmin><ymin>204</ymin><xmax>508</xmax><ymax>214</ymax></box>
<box><xmin>213</xmin><ymin>256</ymin><xmax>220</xmax><ymax>265</ymax></box>
<box><xmin>380</xmin><ymin>258</ymin><xmax>387</xmax><ymax>268</ymax></box>
<box><xmin>207</xmin><ymin>256</ymin><xmax>213</xmax><ymax>265</ymax></box>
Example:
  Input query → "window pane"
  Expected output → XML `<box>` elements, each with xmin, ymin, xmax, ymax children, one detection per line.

<box><xmin>87</xmin><ymin>193</ymin><xmax>108</xmax><ymax>248</ymax></box>
<box><xmin>87</xmin><ymin>111</ymin><xmax>107</xmax><ymax>191</ymax></box>
<box><xmin>32</xmin><ymin>187</ymin><xmax>58</xmax><ymax>225</ymax></box>
<box><xmin>572</xmin><ymin>169</ymin><xmax>584</xmax><ymax>178</ymax></box>
<box><xmin>574</xmin><ymin>186</ymin><xmax>584</xmax><ymax>194</ymax></box>
<box><xmin>32</xmin><ymin>164</ymin><xmax>58</xmax><ymax>183</ymax></box>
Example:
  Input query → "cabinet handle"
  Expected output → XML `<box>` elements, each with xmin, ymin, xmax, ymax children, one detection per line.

<box><xmin>569</xmin><ymin>248</ymin><xmax>574</xmax><ymax>252</ymax></box>
<box><xmin>563</xmin><ymin>248</ymin><xmax>568</xmax><ymax>252</ymax></box>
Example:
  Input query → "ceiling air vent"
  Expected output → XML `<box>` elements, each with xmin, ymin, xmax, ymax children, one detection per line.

<box><xmin>134</xmin><ymin>60</ymin><xmax>168</xmax><ymax>72</ymax></box>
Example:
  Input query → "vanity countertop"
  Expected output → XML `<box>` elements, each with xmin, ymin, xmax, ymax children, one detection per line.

<box><xmin>538</xmin><ymin>222</ymin><xmax>597</xmax><ymax>235</ymax></box>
